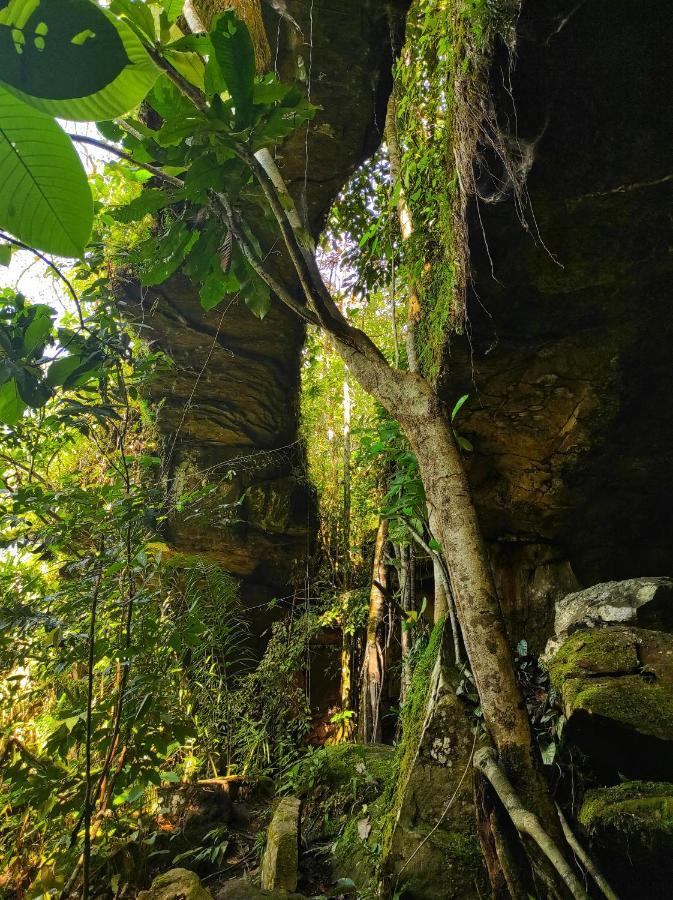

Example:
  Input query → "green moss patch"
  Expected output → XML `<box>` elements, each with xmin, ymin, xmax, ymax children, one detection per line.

<box><xmin>547</xmin><ymin>628</ymin><xmax>640</xmax><ymax>691</ymax></box>
<box><xmin>580</xmin><ymin>781</ymin><xmax>673</xmax><ymax>852</ymax></box>
<box><xmin>564</xmin><ymin>675</ymin><xmax>673</xmax><ymax>742</ymax></box>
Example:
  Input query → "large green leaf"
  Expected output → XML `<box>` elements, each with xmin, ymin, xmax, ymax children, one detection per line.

<box><xmin>0</xmin><ymin>4</ymin><xmax>158</xmax><ymax>120</ymax></box>
<box><xmin>0</xmin><ymin>0</ymin><xmax>130</xmax><ymax>100</ymax></box>
<box><xmin>46</xmin><ymin>353</ymin><xmax>97</xmax><ymax>388</ymax></box>
<box><xmin>210</xmin><ymin>11</ymin><xmax>255</xmax><ymax>130</ymax></box>
<box><xmin>0</xmin><ymin>86</ymin><xmax>93</xmax><ymax>257</ymax></box>
<box><xmin>109</xmin><ymin>0</ymin><xmax>156</xmax><ymax>42</ymax></box>
<box><xmin>0</xmin><ymin>378</ymin><xmax>26</xmax><ymax>426</ymax></box>
<box><xmin>140</xmin><ymin>219</ymin><xmax>198</xmax><ymax>286</ymax></box>
<box><xmin>161</xmin><ymin>0</ymin><xmax>184</xmax><ymax>24</ymax></box>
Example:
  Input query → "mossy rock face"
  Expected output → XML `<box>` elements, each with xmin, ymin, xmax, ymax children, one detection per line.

<box><xmin>547</xmin><ymin>627</ymin><xmax>639</xmax><ymax>689</ymax></box>
<box><xmin>548</xmin><ymin>627</ymin><xmax>673</xmax><ymax>780</ymax></box>
<box><xmin>138</xmin><ymin>868</ymin><xmax>213</xmax><ymax>900</ymax></box>
<box><xmin>377</xmin><ymin>625</ymin><xmax>487</xmax><ymax>900</ymax></box>
<box><xmin>579</xmin><ymin>782</ymin><xmax>673</xmax><ymax>899</ymax></box>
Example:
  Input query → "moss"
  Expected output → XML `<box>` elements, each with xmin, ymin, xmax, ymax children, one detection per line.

<box><xmin>288</xmin><ymin>743</ymin><xmax>394</xmax><ymax>797</ymax></box>
<box><xmin>378</xmin><ymin>620</ymin><xmax>446</xmax><ymax>856</ymax></box>
<box><xmin>576</xmin><ymin>782</ymin><xmax>673</xmax><ymax>895</ymax></box>
<box><xmin>547</xmin><ymin>628</ymin><xmax>639</xmax><ymax>692</ymax></box>
<box><xmin>563</xmin><ymin>675</ymin><xmax>673</xmax><ymax>741</ymax></box>
<box><xmin>579</xmin><ymin>781</ymin><xmax>673</xmax><ymax>848</ymax></box>
<box><xmin>332</xmin><ymin>793</ymin><xmax>390</xmax><ymax>897</ymax></box>
<box><xmin>402</xmin><ymin>1</ymin><xmax>521</xmax><ymax>381</ymax></box>
<box><xmin>413</xmin><ymin>824</ymin><xmax>484</xmax><ymax>870</ymax></box>
<box><xmin>418</xmin><ymin>260</ymin><xmax>456</xmax><ymax>380</ymax></box>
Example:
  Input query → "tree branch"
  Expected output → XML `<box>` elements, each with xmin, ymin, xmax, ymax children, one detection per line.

<box><xmin>212</xmin><ymin>192</ymin><xmax>320</xmax><ymax>326</ymax></box>
<box><xmin>556</xmin><ymin>804</ymin><xmax>618</xmax><ymax>900</ymax></box>
<box><xmin>68</xmin><ymin>134</ymin><xmax>185</xmax><ymax>189</ymax></box>
<box><xmin>0</xmin><ymin>231</ymin><xmax>85</xmax><ymax>328</ymax></box>
<box><xmin>144</xmin><ymin>44</ymin><xmax>210</xmax><ymax>114</ymax></box>
<box><xmin>401</xmin><ymin>515</ymin><xmax>462</xmax><ymax>664</ymax></box>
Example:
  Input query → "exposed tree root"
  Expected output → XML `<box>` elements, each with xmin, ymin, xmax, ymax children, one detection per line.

<box><xmin>556</xmin><ymin>804</ymin><xmax>619</xmax><ymax>900</ymax></box>
<box><xmin>475</xmin><ymin>747</ymin><xmax>589</xmax><ymax>900</ymax></box>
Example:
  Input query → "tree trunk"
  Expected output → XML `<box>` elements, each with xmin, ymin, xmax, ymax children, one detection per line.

<box><xmin>359</xmin><ymin>518</ymin><xmax>389</xmax><ymax>744</ymax></box>
<box><xmin>225</xmin><ymin>123</ymin><xmax>577</xmax><ymax>894</ymax></box>
<box><xmin>329</xmin><ymin>339</ymin><xmax>570</xmax><ymax>887</ymax></box>
<box><xmin>338</xmin><ymin>624</ymin><xmax>355</xmax><ymax>742</ymax></box>
<box><xmin>342</xmin><ymin>374</ymin><xmax>352</xmax><ymax>588</ymax></box>
<box><xmin>398</xmin><ymin>543</ymin><xmax>414</xmax><ymax>702</ymax></box>
<box><xmin>432</xmin><ymin>554</ymin><xmax>448</xmax><ymax>623</ymax></box>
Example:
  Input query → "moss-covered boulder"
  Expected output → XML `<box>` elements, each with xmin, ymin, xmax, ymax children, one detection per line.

<box><xmin>287</xmin><ymin>742</ymin><xmax>393</xmax><ymax>846</ymax></box>
<box><xmin>290</xmin><ymin>743</ymin><xmax>394</xmax><ymax>795</ymax></box>
<box><xmin>280</xmin><ymin>743</ymin><xmax>393</xmax><ymax>895</ymax></box>
<box><xmin>138</xmin><ymin>868</ymin><xmax>213</xmax><ymax>900</ymax></box>
<box><xmin>547</xmin><ymin>627</ymin><xmax>673</xmax><ymax>779</ymax></box>
<box><xmin>376</xmin><ymin>624</ymin><xmax>487</xmax><ymax>900</ymax></box>
<box><xmin>261</xmin><ymin>797</ymin><xmax>301</xmax><ymax>892</ymax></box>
<box><xmin>579</xmin><ymin>782</ymin><xmax>673</xmax><ymax>899</ymax></box>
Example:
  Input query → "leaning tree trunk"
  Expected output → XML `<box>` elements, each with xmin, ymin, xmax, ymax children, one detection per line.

<box><xmin>330</xmin><ymin>336</ymin><xmax>575</xmax><ymax>893</ymax></box>
<box><xmin>359</xmin><ymin>518</ymin><xmax>389</xmax><ymax>744</ymax></box>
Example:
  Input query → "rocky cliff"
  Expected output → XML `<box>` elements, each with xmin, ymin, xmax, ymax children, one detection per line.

<box><xmin>445</xmin><ymin>0</ymin><xmax>673</xmax><ymax>649</ymax></box>
<box><xmin>130</xmin><ymin>0</ymin><xmax>411</xmax><ymax>598</ymax></box>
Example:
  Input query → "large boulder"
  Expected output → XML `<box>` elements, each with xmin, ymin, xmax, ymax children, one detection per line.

<box><xmin>578</xmin><ymin>781</ymin><xmax>673</xmax><ymax>899</ymax></box>
<box><xmin>261</xmin><ymin>797</ymin><xmax>301</xmax><ymax>892</ymax></box>
<box><xmin>553</xmin><ymin>578</ymin><xmax>673</xmax><ymax>638</ymax></box>
<box><xmin>286</xmin><ymin>743</ymin><xmax>394</xmax><ymax>892</ymax></box>
<box><xmin>138</xmin><ymin>869</ymin><xmax>213</xmax><ymax>900</ymax></box>
<box><xmin>547</xmin><ymin>626</ymin><xmax>673</xmax><ymax>780</ymax></box>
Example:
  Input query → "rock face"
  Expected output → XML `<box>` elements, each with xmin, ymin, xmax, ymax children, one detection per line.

<box><xmin>445</xmin><ymin>0</ymin><xmax>673</xmax><ymax>643</ymax></box>
<box><xmin>579</xmin><ymin>782</ymin><xmax>673</xmax><ymax>900</ymax></box>
<box><xmin>138</xmin><ymin>868</ymin><xmax>213</xmax><ymax>900</ymax></box>
<box><xmin>553</xmin><ymin>577</ymin><xmax>673</xmax><ymax>638</ymax></box>
<box><xmin>547</xmin><ymin>626</ymin><xmax>673</xmax><ymax>780</ymax></box>
<box><xmin>261</xmin><ymin>797</ymin><xmax>301</xmax><ymax>892</ymax></box>
<box><xmin>134</xmin><ymin>0</ymin><xmax>411</xmax><ymax>601</ymax></box>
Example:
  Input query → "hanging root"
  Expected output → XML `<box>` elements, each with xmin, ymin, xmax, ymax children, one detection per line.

<box><xmin>556</xmin><ymin>804</ymin><xmax>619</xmax><ymax>900</ymax></box>
<box><xmin>474</xmin><ymin>747</ymin><xmax>590</xmax><ymax>900</ymax></box>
